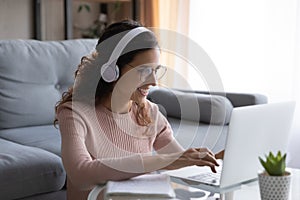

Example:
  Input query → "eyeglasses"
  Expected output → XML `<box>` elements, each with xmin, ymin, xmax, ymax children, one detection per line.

<box><xmin>126</xmin><ymin>64</ymin><xmax>167</xmax><ymax>82</ymax></box>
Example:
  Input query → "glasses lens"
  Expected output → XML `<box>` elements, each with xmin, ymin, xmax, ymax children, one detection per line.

<box><xmin>138</xmin><ymin>67</ymin><xmax>152</xmax><ymax>81</ymax></box>
<box><xmin>155</xmin><ymin>65</ymin><xmax>167</xmax><ymax>80</ymax></box>
<box><xmin>137</xmin><ymin>65</ymin><xmax>167</xmax><ymax>81</ymax></box>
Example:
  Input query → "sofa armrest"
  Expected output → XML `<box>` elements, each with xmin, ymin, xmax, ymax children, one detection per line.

<box><xmin>222</xmin><ymin>92</ymin><xmax>268</xmax><ymax>107</ymax></box>
<box><xmin>147</xmin><ymin>88</ymin><xmax>234</xmax><ymax>125</ymax></box>
<box><xmin>177</xmin><ymin>90</ymin><xmax>268</xmax><ymax>107</ymax></box>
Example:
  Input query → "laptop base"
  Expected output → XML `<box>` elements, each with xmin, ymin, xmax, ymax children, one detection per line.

<box><xmin>170</xmin><ymin>176</ymin><xmax>257</xmax><ymax>194</ymax></box>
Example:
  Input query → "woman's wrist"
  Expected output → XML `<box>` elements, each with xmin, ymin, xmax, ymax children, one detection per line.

<box><xmin>142</xmin><ymin>152</ymin><xmax>183</xmax><ymax>172</ymax></box>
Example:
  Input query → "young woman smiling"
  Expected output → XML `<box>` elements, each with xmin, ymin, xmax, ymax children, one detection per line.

<box><xmin>55</xmin><ymin>19</ymin><xmax>221</xmax><ymax>200</ymax></box>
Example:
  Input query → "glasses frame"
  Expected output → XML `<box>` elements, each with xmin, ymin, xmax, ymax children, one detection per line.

<box><xmin>126</xmin><ymin>64</ymin><xmax>167</xmax><ymax>81</ymax></box>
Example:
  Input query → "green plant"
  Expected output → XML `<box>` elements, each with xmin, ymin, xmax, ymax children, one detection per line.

<box><xmin>77</xmin><ymin>4</ymin><xmax>91</xmax><ymax>13</ymax></box>
<box><xmin>259</xmin><ymin>151</ymin><xmax>287</xmax><ymax>176</ymax></box>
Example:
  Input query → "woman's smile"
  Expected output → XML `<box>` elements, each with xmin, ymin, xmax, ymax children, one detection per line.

<box><xmin>137</xmin><ymin>87</ymin><xmax>150</xmax><ymax>97</ymax></box>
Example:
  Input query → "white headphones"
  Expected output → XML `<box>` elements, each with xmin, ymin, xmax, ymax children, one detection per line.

<box><xmin>100</xmin><ymin>27</ymin><xmax>152</xmax><ymax>82</ymax></box>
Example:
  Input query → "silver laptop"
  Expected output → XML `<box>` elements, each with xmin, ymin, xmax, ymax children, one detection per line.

<box><xmin>164</xmin><ymin>101</ymin><xmax>295</xmax><ymax>190</ymax></box>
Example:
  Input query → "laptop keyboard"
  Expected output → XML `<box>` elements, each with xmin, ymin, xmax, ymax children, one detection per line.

<box><xmin>188</xmin><ymin>171</ymin><xmax>221</xmax><ymax>186</ymax></box>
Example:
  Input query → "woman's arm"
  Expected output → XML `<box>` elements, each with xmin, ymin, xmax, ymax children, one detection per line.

<box><xmin>60</xmin><ymin>131</ymin><xmax>145</xmax><ymax>189</ymax></box>
<box><xmin>57</xmin><ymin>104</ymin><xmax>219</xmax><ymax>191</ymax></box>
<box><xmin>60</xmin><ymin>124</ymin><xmax>218</xmax><ymax>191</ymax></box>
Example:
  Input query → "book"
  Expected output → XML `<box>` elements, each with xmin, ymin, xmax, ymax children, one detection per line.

<box><xmin>105</xmin><ymin>174</ymin><xmax>176</xmax><ymax>199</ymax></box>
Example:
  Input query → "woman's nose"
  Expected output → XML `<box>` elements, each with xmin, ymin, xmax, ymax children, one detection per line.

<box><xmin>144</xmin><ymin>72</ymin><xmax>157</xmax><ymax>86</ymax></box>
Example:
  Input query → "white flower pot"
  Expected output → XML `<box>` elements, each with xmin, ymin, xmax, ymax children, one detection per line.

<box><xmin>258</xmin><ymin>171</ymin><xmax>291</xmax><ymax>200</ymax></box>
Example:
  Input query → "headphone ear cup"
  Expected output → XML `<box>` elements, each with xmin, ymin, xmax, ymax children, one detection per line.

<box><xmin>101</xmin><ymin>63</ymin><xmax>120</xmax><ymax>82</ymax></box>
<box><xmin>115</xmin><ymin>65</ymin><xmax>120</xmax><ymax>81</ymax></box>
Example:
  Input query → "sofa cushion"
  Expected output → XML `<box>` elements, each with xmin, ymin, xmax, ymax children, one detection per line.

<box><xmin>168</xmin><ymin>117</ymin><xmax>228</xmax><ymax>153</ymax></box>
<box><xmin>0</xmin><ymin>125</ymin><xmax>61</xmax><ymax>156</ymax></box>
<box><xmin>148</xmin><ymin>88</ymin><xmax>233</xmax><ymax>125</ymax></box>
<box><xmin>0</xmin><ymin>138</ymin><xmax>66</xmax><ymax>200</ymax></box>
<box><xmin>0</xmin><ymin>39</ymin><xmax>97</xmax><ymax>129</ymax></box>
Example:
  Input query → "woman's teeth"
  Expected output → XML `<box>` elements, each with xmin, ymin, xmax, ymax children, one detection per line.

<box><xmin>138</xmin><ymin>88</ymin><xmax>149</xmax><ymax>96</ymax></box>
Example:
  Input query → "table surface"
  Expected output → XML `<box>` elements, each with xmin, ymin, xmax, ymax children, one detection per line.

<box><xmin>170</xmin><ymin>168</ymin><xmax>300</xmax><ymax>200</ymax></box>
<box><xmin>91</xmin><ymin>168</ymin><xmax>300</xmax><ymax>200</ymax></box>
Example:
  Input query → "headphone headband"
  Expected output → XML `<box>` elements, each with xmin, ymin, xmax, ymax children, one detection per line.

<box><xmin>101</xmin><ymin>27</ymin><xmax>152</xmax><ymax>82</ymax></box>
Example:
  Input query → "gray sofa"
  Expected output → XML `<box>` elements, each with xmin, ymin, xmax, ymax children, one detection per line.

<box><xmin>0</xmin><ymin>39</ymin><xmax>267</xmax><ymax>200</ymax></box>
<box><xmin>0</xmin><ymin>39</ymin><xmax>96</xmax><ymax>200</ymax></box>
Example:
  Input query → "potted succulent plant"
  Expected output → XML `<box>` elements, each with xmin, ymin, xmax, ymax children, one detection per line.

<box><xmin>258</xmin><ymin>151</ymin><xmax>291</xmax><ymax>200</ymax></box>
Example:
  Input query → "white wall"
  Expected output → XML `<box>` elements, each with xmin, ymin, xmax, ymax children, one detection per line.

<box><xmin>0</xmin><ymin>0</ymin><xmax>34</xmax><ymax>39</ymax></box>
<box><xmin>189</xmin><ymin>0</ymin><xmax>300</xmax><ymax>168</ymax></box>
<box><xmin>0</xmin><ymin>0</ymin><xmax>65</xmax><ymax>40</ymax></box>
<box><xmin>0</xmin><ymin>0</ymin><xmax>115</xmax><ymax>40</ymax></box>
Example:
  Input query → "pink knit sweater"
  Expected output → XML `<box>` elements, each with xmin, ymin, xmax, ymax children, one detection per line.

<box><xmin>57</xmin><ymin>100</ymin><xmax>183</xmax><ymax>200</ymax></box>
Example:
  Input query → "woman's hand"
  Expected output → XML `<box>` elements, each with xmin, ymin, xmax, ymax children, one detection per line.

<box><xmin>164</xmin><ymin>148</ymin><xmax>219</xmax><ymax>173</ymax></box>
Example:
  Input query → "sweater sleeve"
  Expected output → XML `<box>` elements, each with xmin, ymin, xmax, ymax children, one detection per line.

<box><xmin>149</xmin><ymin>102</ymin><xmax>184</xmax><ymax>154</ymax></box>
<box><xmin>57</xmin><ymin>104</ymin><xmax>145</xmax><ymax>190</ymax></box>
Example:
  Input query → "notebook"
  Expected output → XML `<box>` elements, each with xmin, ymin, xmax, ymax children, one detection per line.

<box><xmin>105</xmin><ymin>174</ymin><xmax>176</xmax><ymax>199</ymax></box>
<box><xmin>164</xmin><ymin>101</ymin><xmax>295</xmax><ymax>191</ymax></box>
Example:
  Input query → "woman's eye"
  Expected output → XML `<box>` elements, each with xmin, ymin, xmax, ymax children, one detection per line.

<box><xmin>139</xmin><ymin>68</ymin><xmax>152</xmax><ymax>75</ymax></box>
<box><xmin>144</xmin><ymin>68</ymin><xmax>152</xmax><ymax>75</ymax></box>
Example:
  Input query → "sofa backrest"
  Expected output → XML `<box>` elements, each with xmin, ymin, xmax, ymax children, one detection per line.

<box><xmin>147</xmin><ymin>87</ymin><xmax>268</xmax><ymax>125</ymax></box>
<box><xmin>0</xmin><ymin>39</ymin><xmax>97</xmax><ymax>129</ymax></box>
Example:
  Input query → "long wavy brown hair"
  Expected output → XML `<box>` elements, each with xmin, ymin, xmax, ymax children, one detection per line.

<box><xmin>54</xmin><ymin>20</ymin><xmax>158</xmax><ymax>127</ymax></box>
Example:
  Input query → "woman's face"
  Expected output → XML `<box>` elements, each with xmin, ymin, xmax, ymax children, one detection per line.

<box><xmin>113</xmin><ymin>48</ymin><xmax>161</xmax><ymax>104</ymax></box>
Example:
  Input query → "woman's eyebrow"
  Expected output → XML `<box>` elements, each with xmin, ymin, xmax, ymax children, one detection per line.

<box><xmin>137</xmin><ymin>65</ymin><xmax>152</xmax><ymax>69</ymax></box>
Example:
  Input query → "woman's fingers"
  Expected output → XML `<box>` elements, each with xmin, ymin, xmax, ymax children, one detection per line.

<box><xmin>195</xmin><ymin>147</ymin><xmax>215</xmax><ymax>157</ymax></box>
<box><xmin>192</xmin><ymin>158</ymin><xmax>217</xmax><ymax>173</ymax></box>
<box><xmin>165</xmin><ymin>148</ymin><xmax>220</xmax><ymax>171</ymax></box>
<box><xmin>188</xmin><ymin>149</ymin><xmax>219</xmax><ymax>167</ymax></box>
<box><xmin>182</xmin><ymin>149</ymin><xmax>219</xmax><ymax>173</ymax></box>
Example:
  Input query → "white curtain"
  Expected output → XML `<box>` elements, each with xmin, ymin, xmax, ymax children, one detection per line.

<box><xmin>188</xmin><ymin>0</ymin><xmax>300</xmax><ymax>168</ymax></box>
<box><xmin>157</xmin><ymin>0</ymin><xmax>190</xmax><ymax>89</ymax></box>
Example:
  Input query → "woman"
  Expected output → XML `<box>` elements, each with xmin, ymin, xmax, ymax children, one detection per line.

<box><xmin>55</xmin><ymin>19</ymin><xmax>221</xmax><ymax>200</ymax></box>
